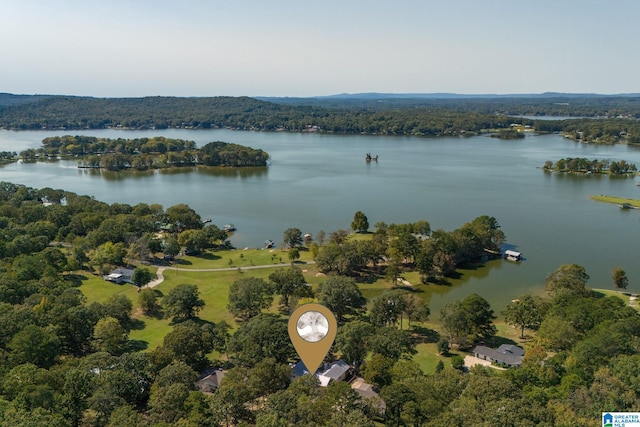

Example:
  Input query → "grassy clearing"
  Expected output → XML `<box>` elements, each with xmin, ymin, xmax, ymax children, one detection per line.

<box><xmin>82</xmin><ymin>261</ymin><xmax>328</xmax><ymax>351</ymax></box>
<box><xmin>412</xmin><ymin>343</ymin><xmax>463</xmax><ymax>374</ymax></box>
<box><xmin>175</xmin><ymin>247</ymin><xmax>314</xmax><ymax>269</ymax></box>
<box><xmin>77</xmin><ymin>272</ymin><xmax>139</xmax><ymax>303</ymax></box>
<box><xmin>590</xmin><ymin>195</ymin><xmax>640</xmax><ymax>207</ymax></box>
<box><xmin>79</xmin><ymin>246</ymin><xmax>524</xmax><ymax>369</ymax></box>
<box><xmin>593</xmin><ymin>288</ymin><xmax>638</xmax><ymax>311</ymax></box>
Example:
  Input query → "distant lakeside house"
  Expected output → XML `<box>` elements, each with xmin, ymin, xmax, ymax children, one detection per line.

<box><xmin>472</xmin><ymin>344</ymin><xmax>525</xmax><ymax>368</ymax></box>
<box><xmin>103</xmin><ymin>267</ymin><xmax>135</xmax><ymax>284</ymax></box>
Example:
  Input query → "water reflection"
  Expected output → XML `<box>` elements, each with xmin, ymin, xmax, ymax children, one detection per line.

<box><xmin>75</xmin><ymin>165</ymin><xmax>269</xmax><ymax>181</ymax></box>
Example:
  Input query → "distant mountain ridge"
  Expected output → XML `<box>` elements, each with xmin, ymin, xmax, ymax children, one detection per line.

<box><xmin>259</xmin><ymin>92</ymin><xmax>640</xmax><ymax>102</ymax></box>
<box><xmin>1</xmin><ymin>91</ymin><xmax>639</xmax><ymax>132</ymax></box>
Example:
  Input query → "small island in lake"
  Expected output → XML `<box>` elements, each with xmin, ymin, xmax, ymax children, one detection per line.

<box><xmin>19</xmin><ymin>136</ymin><xmax>270</xmax><ymax>171</ymax></box>
<box><xmin>543</xmin><ymin>157</ymin><xmax>637</xmax><ymax>175</ymax></box>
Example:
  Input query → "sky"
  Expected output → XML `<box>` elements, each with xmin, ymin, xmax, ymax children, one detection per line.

<box><xmin>1</xmin><ymin>0</ymin><xmax>639</xmax><ymax>97</ymax></box>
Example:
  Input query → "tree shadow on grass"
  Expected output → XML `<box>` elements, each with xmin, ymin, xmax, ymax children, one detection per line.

<box><xmin>128</xmin><ymin>339</ymin><xmax>148</xmax><ymax>352</ymax></box>
<box><xmin>63</xmin><ymin>273</ymin><xmax>85</xmax><ymax>287</ymax></box>
<box><xmin>168</xmin><ymin>316</ymin><xmax>218</xmax><ymax>328</ymax></box>
<box><xmin>130</xmin><ymin>318</ymin><xmax>146</xmax><ymax>331</ymax></box>
<box><xmin>198</xmin><ymin>252</ymin><xmax>222</xmax><ymax>261</ymax></box>
<box><xmin>483</xmin><ymin>334</ymin><xmax>518</xmax><ymax>348</ymax></box>
<box><xmin>410</xmin><ymin>325</ymin><xmax>440</xmax><ymax>344</ymax></box>
<box><xmin>175</xmin><ymin>259</ymin><xmax>193</xmax><ymax>265</ymax></box>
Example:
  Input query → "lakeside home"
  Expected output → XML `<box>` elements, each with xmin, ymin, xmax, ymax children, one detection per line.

<box><xmin>472</xmin><ymin>344</ymin><xmax>525</xmax><ymax>368</ymax></box>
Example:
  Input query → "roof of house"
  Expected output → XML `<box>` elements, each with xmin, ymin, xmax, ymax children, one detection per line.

<box><xmin>291</xmin><ymin>360</ymin><xmax>310</xmax><ymax>378</ymax></box>
<box><xmin>473</xmin><ymin>344</ymin><xmax>524</xmax><ymax>366</ymax></box>
<box><xmin>351</xmin><ymin>377</ymin><xmax>386</xmax><ymax>411</ymax></box>
<box><xmin>195</xmin><ymin>370</ymin><xmax>225</xmax><ymax>392</ymax></box>
<box><xmin>317</xmin><ymin>360</ymin><xmax>350</xmax><ymax>387</ymax></box>
<box><xmin>112</xmin><ymin>267</ymin><xmax>135</xmax><ymax>276</ymax></box>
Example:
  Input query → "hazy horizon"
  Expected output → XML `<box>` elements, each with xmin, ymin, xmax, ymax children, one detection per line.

<box><xmin>2</xmin><ymin>1</ymin><xmax>639</xmax><ymax>98</ymax></box>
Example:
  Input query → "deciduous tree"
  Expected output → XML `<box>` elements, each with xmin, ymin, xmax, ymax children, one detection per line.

<box><xmin>283</xmin><ymin>227</ymin><xmax>303</xmax><ymax>248</ymax></box>
<box><xmin>315</xmin><ymin>276</ymin><xmax>366</xmax><ymax>322</ymax></box>
<box><xmin>131</xmin><ymin>266</ymin><xmax>154</xmax><ymax>288</ymax></box>
<box><xmin>335</xmin><ymin>320</ymin><xmax>375</xmax><ymax>367</ymax></box>
<box><xmin>502</xmin><ymin>294</ymin><xmax>549</xmax><ymax>339</ymax></box>
<box><xmin>268</xmin><ymin>267</ymin><xmax>311</xmax><ymax>309</ymax></box>
<box><xmin>93</xmin><ymin>317</ymin><xmax>128</xmax><ymax>355</ymax></box>
<box><xmin>163</xmin><ymin>284</ymin><xmax>205</xmax><ymax>322</ymax></box>
<box><xmin>227</xmin><ymin>314</ymin><xmax>295</xmax><ymax>367</ymax></box>
<box><xmin>440</xmin><ymin>294</ymin><xmax>496</xmax><ymax>348</ymax></box>
<box><xmin>138</xmin><ymin>288</ymin><xmax>161</xmax><ymax>316</ymax></box>
<box><xmin>8</xmin><ymin>325</ymin><xmax>60</xmax><ymax>368</ymax></box>
<box><xmin>545</xmin><ymin>264</ymin><xmax>590</xmax><ymax>297</ymax></box>
<box><xmin>227</xmin><ymin>277</ymin><xmax>273</xmax><ymax>321</ymax></box>
<box><xmin>351</xmin><ymin>211</ymin><xmax>369</xmax><ymax>233</ymax></box>
<box><xmin>612</xmin><ymin>267</ymin><xmax>629</xmax><ymax>290</ymax></box>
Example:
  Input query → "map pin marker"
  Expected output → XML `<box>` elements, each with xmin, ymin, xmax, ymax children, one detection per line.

<box><xmin>288</xmin><ymin>303</ymin><xmax>337</xmax><ymax>375</ymax></box>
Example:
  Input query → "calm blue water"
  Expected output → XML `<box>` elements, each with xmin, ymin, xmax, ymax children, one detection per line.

<box><xmin>2</xmin><ymin>129</ymin><xmax>639</xmax><ymax>313</ymax></box>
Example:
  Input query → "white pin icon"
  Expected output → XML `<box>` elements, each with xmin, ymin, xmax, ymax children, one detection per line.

<box><xmin>288</xmin><ymin>303</ymin><xmax>337</xmax><ymax>375</ymax></box>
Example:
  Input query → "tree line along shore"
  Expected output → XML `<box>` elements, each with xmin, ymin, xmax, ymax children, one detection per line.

<box><xmin>0</xmin><ymin>181</ymin><xmax>638</xmax><ymax>426</ymax></box>
<box><xmin>2</xmin><ymin>94</ymin><xmax>640</xmax><ymax>144</ymax></box>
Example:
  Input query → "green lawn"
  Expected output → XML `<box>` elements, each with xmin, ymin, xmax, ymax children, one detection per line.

<box><xmin>175</xmin><ymin>247</ymin><xmax>314</xmax><ymax>269</ymax></box>
<box><xmin>80</xmin><ymin>260</ymin><xmax>325</xmax><ymax>351</ymax></box>
<box><xmin>77</xmin><ymin>272</ymin><xmax>140</xmax><ymax>303</ymax></box>
<box><xmin>590</xmin><ymin>195</ymin><xmax>640</xmax><ymax>207</ymax></box>
<box><xmin>78</xmin><ymin>248</ymin><xmax>527</xmax><ymax>368</ymax></box>
<box><xmin>412</xmin><ymin>342</ymin><xmax>463</xmax><ymax>374</ymax></box>
<box><xmin>593</xmin><ymin>288</ymin><xmax>638</xmax><ymax>310</ymax></box>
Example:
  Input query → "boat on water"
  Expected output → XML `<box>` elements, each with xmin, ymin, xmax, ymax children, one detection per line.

<box><xmin>504</xmin><ymin>249</ymin><xmax>522</xmax><ymax>262</ymax></box>
<box><xmin>264</xmin><ymin>240</ymin><xmax>275</xmax><ymax>249</ymax></box>
<box><xmin>223</xmin><ymin>224</ymin><xmax>236</xmax><ymax>232</ymax></box>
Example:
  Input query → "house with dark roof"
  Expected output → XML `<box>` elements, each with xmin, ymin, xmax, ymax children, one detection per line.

<box><xmin>195</xmin><ymin>369</ymin><xmax>226</xmax><ymax>393</ymax></box>
<box><xmin>290</xmin><ymin>360</ymin><xmax>311</xmax><ymax>379</ymax></box>
<box><xmin>472</xmin><ymin>344</ymin><xmax>524</xmax><ymax>368</ymax></box>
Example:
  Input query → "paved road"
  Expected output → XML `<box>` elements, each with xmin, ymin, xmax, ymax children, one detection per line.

<box><xmin>144</xmin><ymin>261</ymin><xmax>316</xmax><ymax>288</ymax></box>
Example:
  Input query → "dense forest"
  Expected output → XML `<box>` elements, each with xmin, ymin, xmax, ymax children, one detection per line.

<box><xmin>0</xmin><ymin>181</ymin><xmax>638</xmax><ymax>426</ymax></box>
<box><xmin>2</xmin><ymin>93</ymin><xmax>640</xmax><ymax>144</ymax></box>
<box><xmin>19</xmin><ymin>136</ymin><xmax>270</xmax><ymax>170</ymax></box>
<box><xmin>259</xmin><ymin>93</ymin><xmax>640</xmax><ymax>118</ymax></box>
<box><xmin>0</xmin><ymin>95</ymin><xmax>513</xmax><ymax>136</ymax></box>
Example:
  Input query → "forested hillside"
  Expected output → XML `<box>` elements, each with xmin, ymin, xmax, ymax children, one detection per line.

<box><xmin>3</xmin><ymin>94</ymin><xmax>640</xmax><ymax>143</ymax></box>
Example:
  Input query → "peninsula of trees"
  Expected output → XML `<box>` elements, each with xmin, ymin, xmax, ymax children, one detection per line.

<box><xmin>19</xmin><ymin>136</ymin><xmax>270</xmax><ymax>170</ymax></box>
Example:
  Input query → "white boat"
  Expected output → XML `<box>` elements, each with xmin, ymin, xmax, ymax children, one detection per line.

<box><xmin>504</xmin><ymin>250</ymin><xmax>522</xmax><ymax>261</ymax></box>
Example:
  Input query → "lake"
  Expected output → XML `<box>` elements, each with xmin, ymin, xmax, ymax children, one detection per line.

<box><xmin>2</xmin><ymin>128</ymin><xmax>640</xmax><ymax>315</ymax></box>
